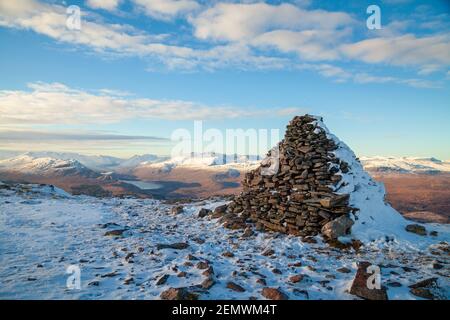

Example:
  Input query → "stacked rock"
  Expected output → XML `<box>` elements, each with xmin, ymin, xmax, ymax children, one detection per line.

<box><xmin>225</xmin><ymin>115</ymin><xmax>355</xmax><ymax>238</ymax></box>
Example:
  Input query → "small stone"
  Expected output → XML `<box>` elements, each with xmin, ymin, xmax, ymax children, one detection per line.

<box><xmin>222</xmin><ymin>251</ymin><xmax>234</xmax><ymax>258</ymax></box>
<box><xmin>124</xmin><ymin>277</ymin><xmax>134</xmax><ymax>285</ymax></box>
<box><xmin>160</xmin><ymin>287</ymin><xmax>198</xmax><ymax>300</ymax></box>
<box><xmin>171</xmin><ymin>205</ymin><xmax>184</xmax><ymax>215</ymax></box>
<box><xmin>289</xmin><ymin>275</ymin><xmax>304</xmax><ymax>283</ymax></box>
<box><xmin>405</xmin><ymin>224</ymin><xmax>427</xmax><ymax>236</ymax></box>
<box><xmin>261</xmin><ymin>288</ymin><xmax>288</xmax><ymax>300</ymax></box>
<box><xmin>262</xmin><ymin>249</ymin><xmax>275</xmax><ymax>256</ymax></box>
<box><xmin>196</xmin><ymin>261</ymin><xmax>209</xmax><ymax>270</ymax></box>
<box><xmin>242</xmin><ymin>227</ymin><xmax>254</xmax><ymax>238</ymax></box>
<box><xmin>226</xmin><ymin>282</ymin><xmax>245</xmax><ymax>292</ymax></box>
<box><xmin>256</xmin><ymin>278</ymin><xmax>267</xmax><ymax>285</ymax></box>
<box><xmin>125</xmin><ymin>252</ymin><xmax>134</xmax><ymax>262</ymax></box>
<box><xmin>337</xmin><ymin>267</ymin><xmax>351</xmax><ymax>273</ymax></box>
<box><xmin>177</xmin><ymin>272</ymin><xmax>187</xmax><ymax>277</ymax></box>
<box><xmin>202</xmin><ymin>266</ymin><xmax>214</xmax><ymax>277</ymax></box>
<box><xmin>156</xmin><ymin>242</ymin><xmax>189</xmax><ymax>250</ymax></box>
<box><xmin>198</xmin><ymin>208</ymin><xmax>212</xmax><ymax>218</ymax></box>
<box><xmin>272</xmin><ymin>268</ymin><xmax>282</xmax><ymax>275</ymax></box>
<box><xmin>201</xmin><ymin>277</ymin><xmax>215</xmax><ymax>289</ymax></box>
<box><xmin>104</xmin><ymin>229</ymin><xmax>126</xmax><ymax>237</ymax></box>
<box><xmin>156</xmin><ymin>274</ymin><xmax>170</xmax><ymax>285</ymax></box>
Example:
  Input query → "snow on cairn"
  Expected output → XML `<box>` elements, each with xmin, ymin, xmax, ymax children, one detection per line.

<box><xmin>315</xmin><ymin>116</ymin><xmax>446</xmax><ymax>245</ymax></box>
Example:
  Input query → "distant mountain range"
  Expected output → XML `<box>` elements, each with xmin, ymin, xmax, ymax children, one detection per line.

<box><xmin>0</xmin><ymin>151</ymin><xmax>448</xmax><ymax>222</ymax></box>
<box><xmin>360</xmin><ymin>156</ymin><xmax>450</xmax><ymax>174</ymax></box>
<box><xmin>0</xmin><ymin>152</ymin><xmax>448</xmax><ymax>175</ymax></box>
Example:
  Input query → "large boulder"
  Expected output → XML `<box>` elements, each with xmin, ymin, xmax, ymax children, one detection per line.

<box><xmin>321</xmin><ymin>215</ymin><xmax>354</xmax><ymax>239</ymax></box>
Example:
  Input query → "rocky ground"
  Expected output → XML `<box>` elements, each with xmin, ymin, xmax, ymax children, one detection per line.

<box><xmin>0</xmin><ymin>183</ymin><xmax>449</xmax><ymax>300</ymax></box>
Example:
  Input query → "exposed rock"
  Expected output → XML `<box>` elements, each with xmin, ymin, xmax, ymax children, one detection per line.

<box><xmin>261</xmin><ymin>288</ymin><xmax>288</xmax><ymax>300</ymax></box>
<box><xmin>160</xmin><ymin>287</ymin><xmax>198</xmax><ymax>300</ymax></box>
<box><xmin>202</xmin><ymin>266</ymin><xmax>214</xmax><ymax>277</ymax></box>
<box><xmin>171</xmin><ymin>205</ymin><xmax>184</xmax><ymax>215</ymax></box>
<box><xmin>198</xmin><ymin>208</ymin><xmax>212</xmax><ymax>218</ymax></box>
<box><xmin>408</xmin><ymin>277</ymin><xmax>444</xmax><ymax>300</ymax></box>
<box><xmin>213</xmin><ymin>204</ymin><xmax>228</xmax><ymax>217</ymax></box>
<box><xmin>156</xmin><ymin>274</ymin><xmax>170</xmax><ymax>285</ymax></box>
<box><xmin>337</xmin><ymin>267</ymin><xmax>351</xmax><ymax>273</ymax></box>
<box><xmin>222</xmin><ymin>251</ymin><xmax>235</xmax><ymax>258</ymax></box>
<box><xmin>272</xmin><ymin>268</ymin><xmax>282</xmax><ymax>275</ymax></box>
<box><xmin>349</xmin><ymin>261</ymin><xmax>388</xmax><ymax>300</ymax></box>
<box><xmin>262</xmin><ymin>249</ymin><xmax>275</xmax><ymax>256</ymax></box>
<box><xmin>242</xmin><ymin>227</ymin><xmax>254</xmax><ymax>238</ymax></box>
<box><xmin>321</xmin><ymin>215</ymin><xmax>354</xmax><ymax>239</ymax></box>
<box><xmin>289</xmin><ymin>275</ymin><xmax>304</xmax><ymax>283</ymax></box>
<box><xmin>104</xmin><ymin>229</ymin><xmax>126</xmax><ymax>237</ymax></box>
<box><xmin>196</xmin><ymin>261</ymin><xmax>209</xmax><ymax>270</ymax></box>
<box><xmin>405</xmin><ymin>224</ymin><xmax>427</xmax><ymax>236</ymax></box>
<box><xmin>156</xmin><ymin>242</ymin><xmax>189</xmax><ymax>250</ymax></box>
<box><xmin>187</xmin><ymin>254</ymin><xmax>198</xmax><ymax>260</ymax></box>
<box><xmin>226</xmin><ymin>282</ymin><xmax>245</xmax><ymax>292</ymax></box>
<box><xmin>201</xmin><ymin>277</ymin><xmax>215</xmax><ymax>289</ymax></box>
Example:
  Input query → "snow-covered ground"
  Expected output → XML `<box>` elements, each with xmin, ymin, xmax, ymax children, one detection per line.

<box><xmin>0</xmin><ymin>183</ymin><xmax>448</xmax><ymax>300</ymax></box>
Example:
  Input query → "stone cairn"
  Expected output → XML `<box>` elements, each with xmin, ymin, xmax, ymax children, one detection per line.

<box><xmin>218</xmin><ymin>115</ymin><xmax>356</xmax><ymax>239</ymax></box>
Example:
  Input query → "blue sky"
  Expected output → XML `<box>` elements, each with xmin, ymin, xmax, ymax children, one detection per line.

<box><xmin>0</xmin><ymin>0</ymin><xmax>449</xmax><ymax>159</ymax></box>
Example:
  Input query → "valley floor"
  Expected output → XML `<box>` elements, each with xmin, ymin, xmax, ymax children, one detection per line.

<box><xmin>0</xmin><ymin>183</ymin><xmax>449</xmax><ymax>300</ymax></box>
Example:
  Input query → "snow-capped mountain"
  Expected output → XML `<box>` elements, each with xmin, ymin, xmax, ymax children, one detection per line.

<box><xmin>0</xmin><ymin>154</ymin><xmax>100</xmax><ymax>178</ymax></box>
<box><xmin>117</xmin><ymin>154</ymin><xmax>168</xmax><ymax>168</ymax></box>
<box><xmin>23</xmin><ymin>151</ymin><xmax>124</xmax><ymax>171</ymax></box>
<box><xmin>137</xmin><ymin>153</ymin><xmax>261</xmax><ymax>173</ymax></box>
<box><xmin>361</xmin><ymin>156</ymin><xmax>450</xmax><ymax>174</ymax></box>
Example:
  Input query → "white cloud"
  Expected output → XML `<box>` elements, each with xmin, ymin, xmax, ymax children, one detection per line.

<box><xmin>132</xmin><ymin>0</ymin><xmax>200</xmax><ymax>20</ymax></box>
<box><xmin>86</xmin><ymin>0</ymin><xmax>121</xmax><ymax>11</ymax></box>
<box><xmin>0</xmin><ymin>0</ymin><xmax>196</xmax><ymax>59</ymax></box>
<box><xmin>0</xmin><ymin>82</ymin><xmax>303</xmax><ymax>125</ymax></box>
<box><xmin>0</xmin><ymin>0</ymin><xmax>447</xmax><ymax>87</ymax></box>
<box><xmin>340</xmin><ymin>34</ymin><xmax>450</xmax><ymax>68</ymax></box>
<box><xmin>190</xmin><ymin>2</ymin><xmax>354</xmax><ymax>42</ymax></box>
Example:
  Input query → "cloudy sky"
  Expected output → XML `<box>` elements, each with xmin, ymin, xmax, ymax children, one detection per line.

<box><xmin>0</xmin><ymin>0</ymin><xmax>449</xmax><ymax>158</ymax></box>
